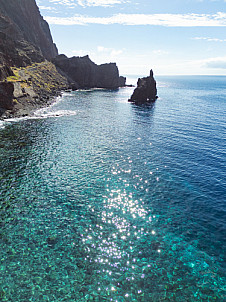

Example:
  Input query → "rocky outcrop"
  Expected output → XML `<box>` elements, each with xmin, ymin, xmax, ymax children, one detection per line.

<box><xmin>119</xmin><ymin>76</ymin><xmax>126</xmax><ymax>87</ymax></box>
<box><xmin>0</xmin><ymin>65</ymin><xmax>14</xmax><ymax>81</ymax></box>
<box><xmin>52</xmin><ymin>54</ymin><xmax>126</xmax><ymax>89</ymax></box>
<box><xmin>0</xmin><ymin>61</ymin><xmax>69</xmax><ymax>118</ymax></box>
<box><xmin>0</xmin><ymin>0</ymin><xmax>127</xmax><ymax>118</ymax></box>
<box><xmin>0</xmin><ymin>0</ymin><xmax>58</xmax><ymax>70</ymax></box>
<box><xmin>0</xmin><ymin>82</ymin><xmax>14</xmax><ymax>111</ymax></box>
<box><xmin>128</xmin><ymin>70</ymin><xmax>157</xmax><ymax>105</ymax></box>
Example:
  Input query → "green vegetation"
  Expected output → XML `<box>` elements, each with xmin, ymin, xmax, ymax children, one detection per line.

<box><xmin>6</xmin><ymin>75</ymin><xmax>20</xmax><ymax>82</ymax></box>
<box><xmin>5</xmin><ymin>61</ymin><xmax>68</xmax><ymax>101</ymax></box>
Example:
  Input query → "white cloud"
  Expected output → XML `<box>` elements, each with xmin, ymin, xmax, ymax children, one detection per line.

<box><xmin>39</xmin><ymin>6</ymin><xmax>56</xmax><ymax>10</ymax></box>
<box><xmin>97</xmin><ymin>46</ymin><xmax>123</xmax><ymax>56</ymax></box>
<box><xmin>192</xmin><ymin>36</ymin><xmax>226</xmax><ymax>42</ymax></box>
<box><xmin>203</xmin><ymin>56</ymin><xmax>226</xmax><ymax>69</ymax></box>
<box><xmin>49</xmin><ymin>0</ymin><xmax>77</xmax><ymax>7</ymax></box>
<box><xmin>45</xmin><ymin>12</ymin><xmax>226</xmax><ymax>27</ymax></box>
<box><xmin>184</xmin><ymin>56</ymin><xmax>226</xmax><ymax>70</ymax></box>
<box><xmin>77</xmin><ymin>0</ymin><xmax>128</xmax><ymax>7</ymax></box>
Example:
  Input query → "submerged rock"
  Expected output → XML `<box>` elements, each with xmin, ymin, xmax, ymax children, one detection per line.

<box><xmin>128</xmin><ymin>70</ymin><xmax>158</xmax><ymax>105</ymax></box>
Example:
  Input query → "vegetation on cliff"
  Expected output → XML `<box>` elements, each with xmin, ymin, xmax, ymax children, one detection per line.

<box><xmin>0</xmin><ymin>0</ymin><xmax>126</xmax><ymax>118</ymax></box>
<box><xmin>0</xmin><ymin>61</ymin><xmax>68</xmax><ymax>118</ymax></box>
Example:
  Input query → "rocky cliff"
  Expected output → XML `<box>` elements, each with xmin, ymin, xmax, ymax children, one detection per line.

<box><xmin>0</xmin><ymin>61</ymin><xmax>69</xmax><ymax>118</ymax></box>
<box><xmin>0</xmin><ymin>0</ymin><xmax>126</xmax><ymax>118</ymax></box>
<box><xmin>0</xmin><ymin>0</ymin><xmax>58</xmax><ymax>75</ymax></box>
<box><xmin>53</xmin><ymin>54</ymin><xmax>125</xmax><ymax>90</ymax></box>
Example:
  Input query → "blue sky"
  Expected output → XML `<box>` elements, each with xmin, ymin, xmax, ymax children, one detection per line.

<box><xmin>37</xmin><ymin>0</ymin><xmax>226</xmax><ymax>76</ymax></box>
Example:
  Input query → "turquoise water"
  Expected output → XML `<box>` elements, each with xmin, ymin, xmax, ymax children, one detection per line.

<box><xmin>0</xmin><ymin>76</ymin><xmax>225</xmax><ymax>301</ymax></box>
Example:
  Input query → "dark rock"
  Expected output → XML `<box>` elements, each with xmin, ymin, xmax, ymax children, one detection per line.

<box><xmin>0</xmin><ymin>0</ymin><xmax>127</xmax><ymax>118</ymax></box>
<box><xmin>0</xmin><ymin>0</ymin><xmax>58</xmax><ymax>71</ymax></box>
<box><xmin>0</xmin><ymin>82</ymin><xmax>14</xmax><ymax>110</ymax></box>
<box><xmin>119</xmin><ymin>76</ymin><xmax>126</xmax><ymax>87</ymax></box>
<box><xmin>128</xmin><ymin>70</ymin><xmax>158</xmax><ymax>105</ymax></box>
<box><xmin>52</xmin><ymin>54</ymin><xmax>126</xmax><ymax>89</ymax></box>
<box><xmin>97</xmin><ymin>62</ymin><xmax>120</xmax><ymax>89</ymax></box>
<box><xmin>0</xmin><ymin>65</ymin><xmax>14</xmax><ymax>81</ymax></box>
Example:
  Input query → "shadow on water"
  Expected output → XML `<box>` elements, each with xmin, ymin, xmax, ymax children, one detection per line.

<box><xmin>129</xmin><ymin>102</ymin><xmax>156</xmax><ymax>129</ymax></box>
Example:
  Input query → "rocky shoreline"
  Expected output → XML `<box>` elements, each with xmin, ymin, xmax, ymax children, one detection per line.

<box><xmin>0</xmin><ymin>0</ymin><xmax>127</xmax><ymax>120</ymax></box>
<box><xmin>0</xmin><ymin>61</ymin><xmax>69</xmax><ymax>120</ymax></box>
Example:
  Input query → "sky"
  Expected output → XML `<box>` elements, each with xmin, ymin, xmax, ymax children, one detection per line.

<box><xmin>37</xmin><ymin>0</ymin><xmax>226</xmax><ymax>76</ymax></box>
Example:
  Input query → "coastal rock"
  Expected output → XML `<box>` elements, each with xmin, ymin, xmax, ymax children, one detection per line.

<box><xmin>128</xmin><ymin>70</ymin><xmax>157</xmax><ymax>105</ymax></box>
<box><xmin>0</xmin><ymin>65</ymin><xmax>14</xmax><ymax>81</ymax></box>
<box><xmin>0</xmin><ymin>61</ymin><xmax>69</xmax><ymax>118</ymax></box>
<box><xmin>52</xmin><ymin>54</ymin><xmax>126</xmax><ymax>89</ymax></box>
<box><xmin>119</xmin><ymin>76</ymin><xmax>127</xmax><ymax>87</ymax></box>
<box><xmin>0</xmin><ymin>82</ymin><xmax>14</xmax><ymax>110</ymax></box>
<box><xmin>0</xmin><ymin>0</ymin><xmax>127</xmax><ymax>118</ymax></box>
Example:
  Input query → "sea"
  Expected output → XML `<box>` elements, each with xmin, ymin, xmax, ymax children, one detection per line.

<box><xmin>0</xmin><ymin>75</ymin><xmax>225</xmax><ymax>301</ymax></box>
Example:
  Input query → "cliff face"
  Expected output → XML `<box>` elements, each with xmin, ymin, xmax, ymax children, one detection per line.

<box><xmin>0</xmin><ymin>0</ymin><xmax>126</xmax><ymax>118</ymax></box>
<box><xmin>53</xmin><ymin>54</ymin><xmax>124</xmax><ymax>89</ymax></box>
<box><xmin>0</xmin><ymin>0</ymin><xmax>58</xmax><ymax>72</ymax></box>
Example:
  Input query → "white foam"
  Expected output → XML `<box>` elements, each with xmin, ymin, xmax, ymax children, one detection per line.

<box><xmin>1</xmin><ymin>94</ymin><xmax>77</xmax><ymax>127</ymax></box>
<box><xmin>5</xmin><ymin>109</ymin><xmax>77</xmax><ymax>123</ymax></box>
<box><xmin>0</xmin><ymin>120</ymin><xmax>5</xmax><ymax>129</ymax></box>
<box><xmin>33</xmin><ymin>109</ymin><xmax>77</xmax><ymax>119</ymax></box>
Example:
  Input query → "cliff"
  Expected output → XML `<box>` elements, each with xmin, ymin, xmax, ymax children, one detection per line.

<box><xmin>0</xmin><ymin>0</ymin><xmax>126</xmax><ymax>118</ymax></box>
<box><xmin>0</xmin><ymin>0</ymin><xmax>58</xmax><ymax>75</ymax></box>
<box><xmin>53</xmin><ymin>54</ymin><xmax>126</xmax><ymax>89</ymax></box>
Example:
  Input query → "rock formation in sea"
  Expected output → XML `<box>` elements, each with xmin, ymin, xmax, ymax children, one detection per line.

<box><xmin>53</xmin><ymin>54</ymin><xmax>125</xmax><ymax>90</ymax></box>
<box><xmin>0</xmin><ymin>0</ymin><xmax>126</xmax><ymax>118</ymax></box>
<box><xmin>128</xmin><ymin>70</ymin><xmax>158</xmax><ymax>105</ymax></box>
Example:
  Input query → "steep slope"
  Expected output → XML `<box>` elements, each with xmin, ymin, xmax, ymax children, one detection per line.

<box><xmin>0</xmin><ymin>0</ymin><xmax>58</xmax><ymax>72</ymax></box>
<box><xmin>0</xmin><ymin>0</ymin><xmax>126</xmax><ymax>118</ymax></box>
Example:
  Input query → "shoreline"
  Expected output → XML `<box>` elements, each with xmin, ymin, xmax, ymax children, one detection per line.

<box><xmin>0</xmin><ymin>86</ymin><xmax>131</xmax><ymax>123</ymax></box>
<box><xmin>0</xmin><ymin>91</ymin><xmax>63</xmax><ymax>121</ymax></box>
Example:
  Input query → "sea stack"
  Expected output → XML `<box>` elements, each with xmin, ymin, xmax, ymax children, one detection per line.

<box><xmin>128</xmin><ymin>70</ymin><xmax>158</xmax><ymax>105</ymax></box>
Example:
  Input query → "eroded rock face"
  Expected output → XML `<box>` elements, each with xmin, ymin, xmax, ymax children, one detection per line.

<box><xmin>0</xmin><ymin>82</ymin><xmax>14</xmax><ymax>110</ymax></box>
<box><xmin>53</xmin><ymin>54</ymin><xmax>125</xmax><ymax>89</ymax></box>
<box><xmin>0</xmin><ymin>0</ymin><xmax>58</xmax><ymax>69</ymax></box>
<box><xmin>0</xmin><ymin>65</ymin><xmax>14</xmax><ymax>81</ymax></box>
<box><xmin>119</xmin><ymin>76</ymin><xmax>126</xmax><ymax>87</ymax></box>
<box><xmin>128</xmin><ymin>70</ymin><xmax>157</xmax><ymax>105</ymax></box>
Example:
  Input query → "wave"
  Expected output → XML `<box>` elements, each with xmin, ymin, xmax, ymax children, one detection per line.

<box><xmin>33</xmin><ymin>108</ymin><xmax>77</xmax><ymax>119</ymax></box>
<box><xmin>0</xmin><ymin>109</ymin><xmax>77</xmax><ymax>129</ymax></box>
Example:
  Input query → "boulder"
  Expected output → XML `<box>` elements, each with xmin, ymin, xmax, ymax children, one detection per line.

<box><xmin>128</xmin><ymin>70</ymin><xmax>157</xmax><ymax>105</ymax></box>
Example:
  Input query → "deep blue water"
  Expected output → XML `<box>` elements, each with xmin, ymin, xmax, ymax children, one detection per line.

<box><xmin>0</xmin><ymin>76</ymin><xmax>225</xmax><ymax>301</ymax></box>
